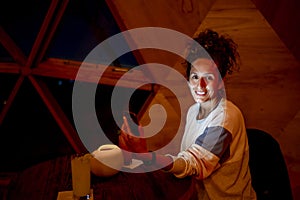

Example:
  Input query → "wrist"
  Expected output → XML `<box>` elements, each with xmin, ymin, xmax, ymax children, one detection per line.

<box><xmin>142</xmin><ymin>151</ymin><xmax>156</xmax><ymax>166</ymax></box>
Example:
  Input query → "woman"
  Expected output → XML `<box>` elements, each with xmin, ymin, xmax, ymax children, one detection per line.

<box><xmin>119</xmin><ymin>29</ymin><xmax>256</xmax><ymax>199</ymax></box>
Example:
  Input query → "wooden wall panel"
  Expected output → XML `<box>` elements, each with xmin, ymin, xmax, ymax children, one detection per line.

<box><xmin>251</xmin><ymin>0</ymin><xmax>300</xmax><ymax>61</ymax></box>
<box><xmin>106</xmin><ymin>0</ymin><xmax>300</xmax><ymax>197</ymax></box>
<box><xmin>197</xmin><ymin>0</ymin><xmax>300</xmax><ymax>198</ymax></box>
<box><xmin>106</xmin><ymin>0</ymin><xmax>216</xmax><ymax>69</ymax></box>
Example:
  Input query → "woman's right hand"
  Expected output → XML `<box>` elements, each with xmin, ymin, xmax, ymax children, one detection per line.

<box><xmin>118</xmin><ymin>116</ymin><xmax>147</xmax><ymax>164</ymax></box>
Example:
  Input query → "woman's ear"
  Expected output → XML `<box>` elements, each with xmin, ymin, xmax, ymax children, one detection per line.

<box><xmin>218</xmin><ymin>78</ymin><xmax>224</xmax><ymax>90</ymax></box>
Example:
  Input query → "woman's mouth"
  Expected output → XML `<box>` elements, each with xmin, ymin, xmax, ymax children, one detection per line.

<box><xmin>195</xmin><ymin>90</ymin><xmax>206</xmax><ymax>96</ymax></box>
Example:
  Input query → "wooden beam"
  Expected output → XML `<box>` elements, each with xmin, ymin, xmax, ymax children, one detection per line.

<box><xmin>28</xmin><ymin>75</ymin><xmax>86</xmax><ymax>153</ymax></box>
<box><xmin>0</xmin><ymin>75</ymin><xmax>24</xmax><ymax>125</ymax></box>
<box><xmin>0</xmin><ymin>63</ymin><xmax>21</xmax><ymax>74</ymax></box>
<box><xmin>25</xmin><ymin>0</ymin><xmax>59</xmax><ymax>68</ymax></box>
<box><xmin>34</xmin><ymin>58</ymin><xmax>153</xmax><ymax>90</ymax></box>
<box><xmin>0</xmin><ymin>58</ymin><xmax>153</xmax><ymax>90</ymax></box>
<box><xmin>34</xmin><ymin>0</ymin><xmax>69</xmax><ymax>65</ymax></box>
<box><xmin>0</xmin><ymin>26</ymin><xmax>27</xmax><ymax>65</ymax></box>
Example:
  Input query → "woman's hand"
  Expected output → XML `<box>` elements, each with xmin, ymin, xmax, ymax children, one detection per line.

<box><xmin>118</xmin><ymin>116</ymin><xmax>147</xmax><ymax>164</ymax></box>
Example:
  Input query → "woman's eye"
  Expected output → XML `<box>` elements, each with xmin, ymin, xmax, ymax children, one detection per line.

<box><xmin>205</xmin><ymin>76</ymin><xmax>214</xmax><ymax>81</ymax></box>
<box><xmin>191</xmin><ymin>74</ymin><xmax>198</xmax><ymax>80</ymax></box>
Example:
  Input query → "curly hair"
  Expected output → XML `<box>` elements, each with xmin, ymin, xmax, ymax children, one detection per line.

<box><xmin>185</xmin><ymin>29</ymin><xmax>240</xmax><ymax>79</ymax></box>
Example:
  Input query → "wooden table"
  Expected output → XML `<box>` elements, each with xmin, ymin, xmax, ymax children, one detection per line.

<box><xmin>8</xmin><ymin>155</ymin><xmax>197</xmax><ymax>200</ymax></box>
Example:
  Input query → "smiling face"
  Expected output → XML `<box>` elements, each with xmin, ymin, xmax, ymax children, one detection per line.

<box><xmin>188</xmin><ymin>58</ymin><xmax>223</xmax><ymax>103</ymax></box>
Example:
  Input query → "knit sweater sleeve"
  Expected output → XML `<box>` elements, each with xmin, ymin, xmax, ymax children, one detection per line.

<box><xmin>168</xmin><ymin>126</ymin><xmax>232</xmax><ymax>179</ymax></box>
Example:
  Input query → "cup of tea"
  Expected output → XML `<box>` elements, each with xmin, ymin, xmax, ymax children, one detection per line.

<box><xmin>71</xmin><ymin>153</ymin><xmax>91</xmax><ymax>200</ymax></box>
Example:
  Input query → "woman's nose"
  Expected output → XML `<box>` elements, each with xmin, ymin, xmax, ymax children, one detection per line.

<box><xmin>199</xmin><ymin>77</ymin><xmax>207</xmax><ymax>88</ymax></box>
